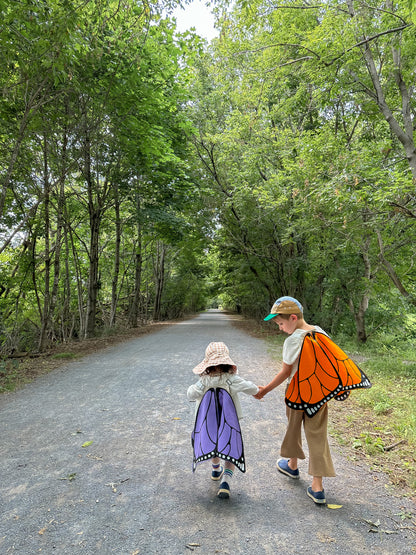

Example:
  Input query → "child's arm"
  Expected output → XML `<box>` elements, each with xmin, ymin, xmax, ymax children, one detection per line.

<box><xmin>187</xmin><ymin>379</ymin><xmax>206</xmax><ymax>401</ymax></box>
<box><xmin>231</xmin><ymin>375</ymin><xmax>259</xmax><ymax>396</ymax></box>
<box><xmin>254</xmin><ymin>362</ymin><xmax>293</xmax><ymax>399</ymax></box>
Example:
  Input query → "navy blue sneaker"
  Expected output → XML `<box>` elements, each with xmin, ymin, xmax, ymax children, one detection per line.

<box><xmin>211</xmin><ymin>466</ymin><xmax>224</xmax><ymax>481</ymax></box>
<box><xmin>276</xmin><ymin>458</ymin><xmax>299</xmax><ymax>479</ymax></box>
<box><xmin>218</xmin><ymin>481</ymin><xmax>230</xmax><ymax>499</ymax></box>
<box><xmin>307</xmin><ymin>486</ymin><xmax>326</xmax><ymax>504</ymax></box>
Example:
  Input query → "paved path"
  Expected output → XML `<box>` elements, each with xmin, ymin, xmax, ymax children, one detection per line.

<box><xmin>1</xmin><ymin>311</ymin><xmax>415</xmax><ymax>554</ymax></box>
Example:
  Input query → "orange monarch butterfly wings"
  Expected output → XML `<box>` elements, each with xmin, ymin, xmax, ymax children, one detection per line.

<box><xmin>285</xmin><ymin>331</ymin><xmax>372</xmax><ymax>418</ymax></box>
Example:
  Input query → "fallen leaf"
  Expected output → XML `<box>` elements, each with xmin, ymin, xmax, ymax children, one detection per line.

<box><xmin>172</xmin><ymin>417</ymin><xmax>181</xmax><ymax>420</ymax></box>
<box><xmin>38</xmin><ymin>519</ymin><xmax>54</xmax><ymax>535</ymax></box>
<box><xmin>369</xmin><ymin>529</ymin><xmax>397</xmax><ymax>534</ymax></box>
<box><xmin>82</xmin><ymin>441</ymin><xmax>93</xmax><ymax>448</ymax></box>
<box><xmin>60</xmin><ymin>473</ymin><xmax>77</xmax><ymax>481</ymax></box>
<box><xmin>363</xmin><ymin>518</ymin><xmax>380</xmax><ymax>527</ymax></box>
<box><xmin>327</xmin><ymin>504</ymin><xmax>343</xmax><ymax>509</ymax></box>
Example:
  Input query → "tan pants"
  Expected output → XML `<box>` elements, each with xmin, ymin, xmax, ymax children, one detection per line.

<box><xmin>280</xmin><ymin>403</ymin><xmax>336</xmax><ymax>477</ymax></box>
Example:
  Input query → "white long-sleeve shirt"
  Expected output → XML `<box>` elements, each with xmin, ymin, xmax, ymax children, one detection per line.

<box><xmin>187</xmin><ymin>373</ymin><xmax>258</xmax><ymax>419</ymax></box>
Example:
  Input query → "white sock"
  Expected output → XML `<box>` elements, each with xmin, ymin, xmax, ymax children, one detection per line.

<box><xmin>222</xmin><ymin>467</ymin><xmax>234</xmax><ymax>483</ymax></box>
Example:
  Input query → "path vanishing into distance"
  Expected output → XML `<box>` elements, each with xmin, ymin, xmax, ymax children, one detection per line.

<box><xmin>1</xmin><ymin>311</ymin><xmax>415</xmax><ymax>554</ymax></box>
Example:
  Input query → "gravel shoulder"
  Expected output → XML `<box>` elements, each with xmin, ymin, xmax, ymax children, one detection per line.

<box><xmin>1</xmin><ymin>311</ymin><xmax>415</xmax><ymax>554</ymax></box>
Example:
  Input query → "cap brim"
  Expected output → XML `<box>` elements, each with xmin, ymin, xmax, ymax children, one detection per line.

<box><xmin>264</xmin><ymin>313</ymin><xmax>278</xmax><ymax>321</ymax></box>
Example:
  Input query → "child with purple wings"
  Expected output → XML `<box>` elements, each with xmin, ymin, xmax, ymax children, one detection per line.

<box><xmin>187</xmin><ymin>342</ymin><xmax>258</xmax><ymax>499</ymax></box>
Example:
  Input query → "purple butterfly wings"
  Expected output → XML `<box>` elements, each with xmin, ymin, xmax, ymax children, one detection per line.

<box><xmin>191</xmin><ymin>388</ymin><xmax>246</xmax><ymax>473</ymax></box>
<box><xmin>192</xmin><ymin>387</ymin><xmax>217</xmax><ymax>457</ymax></box>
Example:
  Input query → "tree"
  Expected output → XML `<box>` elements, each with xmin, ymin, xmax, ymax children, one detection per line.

<box><xmin>0</xmin><ymin>0</ymin><xmax>207</xmax><ymax>352</ymax></box>
<box><xmin>185</xmin><ymin>0</ymin><xmax>416</xmax><ymax>340</ymax></box>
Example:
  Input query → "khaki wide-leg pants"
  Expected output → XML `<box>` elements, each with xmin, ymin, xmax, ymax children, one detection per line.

<box><xmin>280</xmin><ymin>403</ymin><xmax>336</xmax><ymax>477</ymax></box>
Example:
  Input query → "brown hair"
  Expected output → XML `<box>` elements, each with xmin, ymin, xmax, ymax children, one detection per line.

<box><xmin>275</xmin><ymin>312</ymin><xmax>302</xmax><ymax>320</ymax></box>
<box><xmin>203</xmin><ymin>364</ymin><xmax>235</xmax><ymax>375</ymax></box>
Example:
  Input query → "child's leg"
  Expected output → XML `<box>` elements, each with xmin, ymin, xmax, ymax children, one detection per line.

<box><xmin>280</xmin><ymin>406</ymin><xmax>306</xmax><ymax>462</ymax></box>
<box><xmin>277</xmin><ymin>406</ymin><xmax>305</xmax><ymax>478</ymax></box>
<box><xmin>288</xmin><ymin>457</ymin><xmax>298</xmax><ymax>471</ymax></box>
<box><xmin>311</xmin><ymin>476</ymin><xmax>323</xmax><ymax>491</ymax></box>
<box><xmin>304</xmin><ymin>403</ymin><xmax>335</xmax><ymax>488</ymax></box>
<box><xmin>223</xmin><ymin>461</ymin><xmax>234</xmax><ymax>481</ymax></box>
<box><xmin>218</xmin><ymin>461</ymin><xmax>234</xmax><ymax>499</ymax></box>
<box><xmin>211</xmin><ymin>457</ymin><xmax>224</xmax><ymax>480</ymax></box>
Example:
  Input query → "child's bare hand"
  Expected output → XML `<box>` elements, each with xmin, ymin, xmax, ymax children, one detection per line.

<box><xmin>254</xmin><ymin>386</ymin><xmax>266</xmax><ymax>399</ymax></box>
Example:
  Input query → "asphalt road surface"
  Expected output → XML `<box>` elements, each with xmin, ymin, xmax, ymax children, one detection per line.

<box><xmin>1</xmin><ymin>311</ymin><xmax>415</xmax><ymax>554</ymax></box>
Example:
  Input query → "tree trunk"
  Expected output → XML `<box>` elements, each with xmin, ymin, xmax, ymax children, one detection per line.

<box><xmin>62</xmin><ymin>220</ymin><xmax>72</xmax><ymax>341</ymax></box>
<box><xmin>128</xmin><ymin>192</ymin><xmax>143</xmax><ymax>328</ymax></box>
<box><xmin>350</xmin><ymin>234</ymin><xmax>372</xmax><ymax>343</ymax></box>
<box><xmin>346</xmin><ymin>0</ymin><xmax>416</xmax><ymax>181</ymax></box>
<box><xmin>68</xmin><ymin>224</ymin><xmax>86</xmax><ymax>339</ymax></box>
<box><xmin>83</xmin><ymin>116</ymin><xmax>101</xmax><ymax>339</ymax></box>
<box><xmin>110</xmin><ymin>181</ymin><xmax>121</xmax><ymax>328</ymax></box>
<box><xmin>153</xmin><ymin>242</ymin><xmax>166</xmax><ymax>321</ymax></box>
<box><xmin>48</xmin><ymin>187</ymin><xmax>64</xmax><ymax>341</ymax></box>
<box><xmin>38</xmin><ymin>134</ymin><xmax>51</xmax><ymax>352</ymax></box>
<box><xmin>49</xmin><ymin>116</ymin><xmax>68</xmax><ymax>343</ymax></box>
<box><xmin>350</xmin><ymin>296</ymin><xmax>369</xmax><ymax>343</ymax></box>
<box><xmin>86</xmin><ymin>210</ymin><xmax>100</xmax><ymax>338</ymax></box>
<box><xmin>0</xmin><ymin>79</ymin><xmax>49</xmax><ymax>220</ymax></box>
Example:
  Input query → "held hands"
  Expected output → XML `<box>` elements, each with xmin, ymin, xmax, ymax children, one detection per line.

<box><xmin>254</xmin><ymin>386</ymin><xmax>267</xmax><ymax>400</ymax></box>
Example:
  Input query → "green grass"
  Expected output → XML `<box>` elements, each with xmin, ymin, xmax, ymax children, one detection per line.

<box><xmin>0</xmin><ymin>359</ymin><xmax>21</xmax><ymax>392</ymax></box>
<box><xmin>357</xmin><ymin>357</ymin><xmax>416</xmax><ymax>448</ymax></box>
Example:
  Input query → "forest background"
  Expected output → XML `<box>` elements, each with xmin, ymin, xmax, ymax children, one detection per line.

<box><xmin>0</xmin><ymin>1</ymin><xmax>415</xmax><ymax>494</ymax></box>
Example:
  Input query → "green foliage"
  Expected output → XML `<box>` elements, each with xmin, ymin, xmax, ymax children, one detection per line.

<box><xmin>352</xmin><ymin>432</ymin><xmax>385</xmax><ymax>455</ymax></box>
<box><xmin>185</xmin><ymin>0</ymin><xmax>416</xmax><ymax>346</ymax></box>
<box><xmin>1</xmin><ymin>0</ymin><xmax>416</xmax><ymax>355</ymax></box>
<box><xmin>0</xmin><ymin>359</ymin><xmax>21</xmax><ymax>392</ymax></box>
<box><xmin>0</xmin><ymin>0</ymin><xmax>209</xmax><ymax>351</ymax></box>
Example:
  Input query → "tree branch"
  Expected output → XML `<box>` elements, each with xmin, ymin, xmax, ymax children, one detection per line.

<box><xmin>376</xmin><ymin>229</ymin><xmax>416</xmax><ymax>304</ymax></box>
<box><xmin>389</xmin><ymin>201</ymin><xmax>416</xmax><ymax>219</ymax></box>
<box><xmin>233</xmin><ymin>23</ymin><xmax>411</xmax><ymax>69</ymax></box>
<box><xmin>326</xmin><ymin>24</ymin><xmax>412</xmax><ymax>67</ymax></box>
